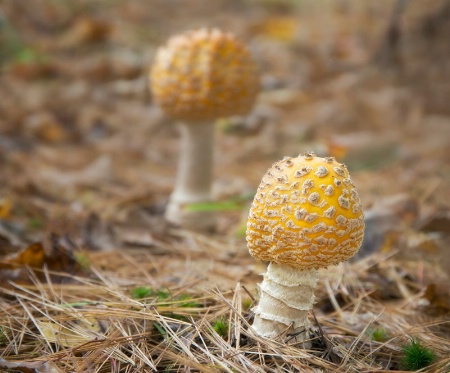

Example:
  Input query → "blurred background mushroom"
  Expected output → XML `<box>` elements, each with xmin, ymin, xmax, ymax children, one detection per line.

<box><xmin>150</xmin><ymin>28</ymin><xmax>260</xmax><ymax>231</ymax></box>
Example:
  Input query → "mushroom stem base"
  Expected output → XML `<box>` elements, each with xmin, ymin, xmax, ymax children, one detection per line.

<box><xmin>252</xmin><ymin>263</ymin><xmax>319</xmax><ymax>346</ymax></box>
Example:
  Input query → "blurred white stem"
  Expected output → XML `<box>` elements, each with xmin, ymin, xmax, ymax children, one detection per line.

<box><xmin>165</xmin><ymin>122</ymin><xmax>215</xmax><ymax>230</ymax></box>
<box><xmin>252</xmin><ymin>263</ymin><xmax>319</xmax><ymax>346</ymax></box>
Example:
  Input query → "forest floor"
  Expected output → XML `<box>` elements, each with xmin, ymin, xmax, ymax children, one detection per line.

<box><xmin>0</xmin><ymin>1</ymin><xmax>449</xmax><ymax>372</ymax></box>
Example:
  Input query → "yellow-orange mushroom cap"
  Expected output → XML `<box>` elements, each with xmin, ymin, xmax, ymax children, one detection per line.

<box><xmin>150</xmin><ymin>28</ymin><xmax>260</xmax><ymax>123</ymax></box>
<box><xmin>246</xmin><ymin>153</ymin><xmax>365</xmax><ymax>269</ymax></box>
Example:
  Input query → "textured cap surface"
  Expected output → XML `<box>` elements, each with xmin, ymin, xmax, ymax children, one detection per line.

<box><xmin>246</xmin><ymin>153</ymin><xmax>365</xmax><ymax>269</ymax></box>
<box><xmin>150</xmin><ymin>28</ymin><xmax>259</xmax><ymax>122</ymax></box>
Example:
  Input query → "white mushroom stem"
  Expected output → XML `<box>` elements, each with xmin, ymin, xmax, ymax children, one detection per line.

<box><xmin>165</xmin><ymin>122</ymin><xmax>215</xmax><ymax>230</ymax></box>
<box><xmin>252</xmin><ymin>263</ymin><xmax>319</xmax><ymax>345</ymax></box>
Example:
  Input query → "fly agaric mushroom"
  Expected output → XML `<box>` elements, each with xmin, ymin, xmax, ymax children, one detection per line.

<box><xmin>246</xmin><ymin>152</ymin><xmax>365</xmax><ymax>344</ymax></box>
<box><xmin>150</xmin><ymin>28</ymin><xmax>259</xmax><ymax>230</ymax></box>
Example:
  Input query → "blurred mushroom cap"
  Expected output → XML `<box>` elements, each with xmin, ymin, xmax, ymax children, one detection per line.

<box><xmin>150</xmin><ymin>28</ymin><xmax>260</xmax><ymax>122</ymax></box>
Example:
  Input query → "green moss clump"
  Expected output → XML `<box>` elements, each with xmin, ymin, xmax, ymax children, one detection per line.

<box><xmin>130</xmin><ymin>286</ymin><xmax>154</xmax><ymax>299</ymax></box>
<box><xmin>370</xmin><ymin>327</ymin><xmax>389</xmax><ymax>342</ymax></box>
<box><xmin>212</xmin><ymin>317</ymin><xmax>229</xmax><ymax>338</ymax></box>
<box><xmin>130</xmin><ymin>286</ymin><xmax>170</xmax><ymax>300</ymax></box>
<box><xmin>175</xmin><ymin>294</ymin><xmax>201</xmax><ymax>308</ymax></box>
<box><xmin>401</xmin><ymin>339</ymin><xmax>436</xmax><ymax>371</ymax></box>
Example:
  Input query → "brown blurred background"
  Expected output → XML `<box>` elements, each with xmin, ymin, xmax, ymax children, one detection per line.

<box><xmin>0</xmin><ymin>0</ymin><xmax>449</xmax><ymax>258</ymax></box>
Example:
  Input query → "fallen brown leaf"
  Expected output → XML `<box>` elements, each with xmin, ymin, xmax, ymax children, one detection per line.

<box><xmin>0</xmin><ymin>198</ymin><xmax>13</xmax><ymax>219</ymax></box>
<box><xmin>61</xmin><ymin>17</ymin><xmax>112</xmax><ymax>47</ymax></box>
<box><xmin>424</xmin><ymin>283</ymin><xmax>450</xmax><ymax>313</ymax></box>
<box><xmin>0</xmin><ymin>234</ymin><xmax>81</xmax><ymax>285</ymax></box>
<box><xmin>0</xmin><ymin>242</ymin><xmax>46</xmax><ymax>270</ymax></box>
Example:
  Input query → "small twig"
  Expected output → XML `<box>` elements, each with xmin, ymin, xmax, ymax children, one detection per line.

<box><xmin>241</xmin><ymin>285</ymin><xmax>256</xmax><ymax>303</ymax></box>
<box><xmin>312</xmin><ymin>310</ymin><xmax>342</xmax><ymax>364</ymax></box>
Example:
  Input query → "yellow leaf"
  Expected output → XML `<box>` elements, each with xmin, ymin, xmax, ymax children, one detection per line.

<box><xmin>38</xmin><ymin>318</ymin><xmax>102</xmax><ymax>348</ymax></box>
<box><xmin>0</xmin><ymin>198</ymin><xmax>12</xmax><ymax>219</ymax></box>
<box><xmin>254</xmin><ymin>16</ymin><xmax>298</xmax><ymax>42</ymax></box>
